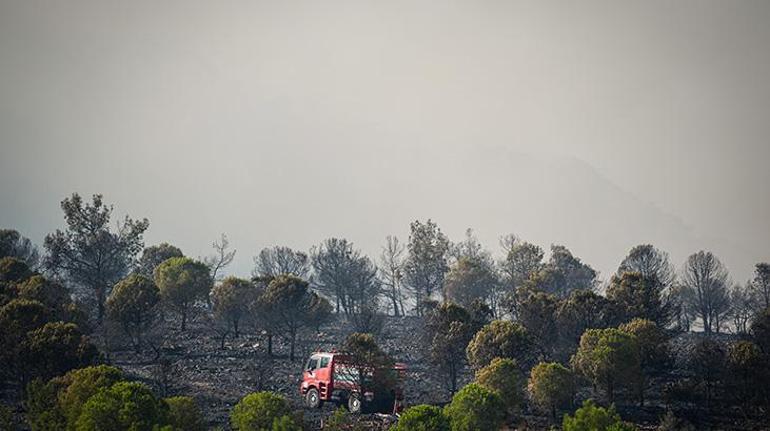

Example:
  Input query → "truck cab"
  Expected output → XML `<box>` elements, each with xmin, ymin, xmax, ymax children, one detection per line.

<box><xmin>300</xmin><ymin>351</ymin><xmax>406</xmax><ymax>414</ymax></box>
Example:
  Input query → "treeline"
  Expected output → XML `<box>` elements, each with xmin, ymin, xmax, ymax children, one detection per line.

<box><xmin>2</xmin><ymin>192</ymin><xmax>770</xmax><ymax>430</ymax></box>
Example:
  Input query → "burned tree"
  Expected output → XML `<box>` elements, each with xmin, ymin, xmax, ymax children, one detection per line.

<box><xmin>204</xmin><ymin>233</ymin><xmax>236</xmax><ymax>283</ymax></box>
<box><xmin>378</xmin><ymin>235</ymin><xmax>406</xmax><ymax>317</ymax></box>
<box><xmin>677</xmin><ymin>251</ymin><xmax>731</xmax><ymax>334</ymax></box>
<box><xmin>617</xmin><ymin>244</ymin><xmax>676</xmax><ymax>288</ymax></box>
<box><xmin>253</xmin><ymin>246</ymin><xmax>309</xmax><ymax>279</ymax></box>
<box><xmin>311</xmin><ymin>238</ymin><xmax>379</xmax><ymax>315</ymax></box>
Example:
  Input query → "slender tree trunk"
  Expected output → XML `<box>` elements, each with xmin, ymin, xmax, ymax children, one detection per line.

<box><xmin>181</xmin><ymin>309</ymin><xmax>187</xmax><ymax>331</ymax></box>
<box><xmin>267</xmin><ymin>333</ymin><xmax>273</xmax><ymax>356</ymax></box>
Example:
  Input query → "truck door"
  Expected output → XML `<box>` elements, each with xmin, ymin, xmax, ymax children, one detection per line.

<box><xmin>314</xmin><ymin>355</ymin><xmax>332</xmax><ymax>399</ymax></box>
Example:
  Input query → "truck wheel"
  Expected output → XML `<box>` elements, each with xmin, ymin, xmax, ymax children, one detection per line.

<box><xmin>347</xmin><ymin>393</ymin><xmax>362</xmax><ymax>414</ymax></box>
<box><xmin>305</xmin><ymin>388</ymin><xmax>322</xmax><ymax>409</ymax></box>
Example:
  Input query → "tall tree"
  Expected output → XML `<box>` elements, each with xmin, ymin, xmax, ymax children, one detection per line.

<box><xmin>135</xmin><ymin>243</ymin><xmax>183</xmax><ymax>278</ymax></box>
<box><xmin>44</xmin><ymin>194</ymin><xmax>149</xmax><ymax>324</ymax></box>
<box><xmin>678</xmin><ymin>251</ymin><xmax>731</xmax><ymax>334</ymax></box>
<box><xmin>252</xmin><ymin>246</ymin><xmax>309</xmax><ymax>279</ymax></box>
<box><xmin>404</xmin><ymin>220</ymin><xmax>449</xmax><ymax>315</ymax></box>
<box><xmin>378</xmin><ymin>236</ymin><xmax>406</xmax><ymax>316</ymax></box>
<box><xmin>617</xmin><ymin>244</ymin><xmax>675</xmax><ymax>288</ymax></box>
<box><xmin>0</xmin><ymin>229</ymin><xmax>40</xmax><ymax>269</ymax></box>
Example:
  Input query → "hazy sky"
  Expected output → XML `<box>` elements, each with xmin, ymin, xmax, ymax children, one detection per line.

<box><xmin>1</xmin><ymin>0</ymin><xmax>768</xmax><ymax>282</ymax></box>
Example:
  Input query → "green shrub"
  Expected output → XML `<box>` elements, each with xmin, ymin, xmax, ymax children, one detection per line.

<box><xmin>474</xmin><ymin>357</ymin><xmax>521</xmax><ymax>416</ymax></box>
<box><xmin>562</xmin><ymin>400</ymin><xmax>636</xmax><ymax>431</ymax></box>
<box><xmin>392</xmin><ymin>404</ymin><xmax>449</xmax><ymax>431</ymax></box>
<box><xmin>74</xmin><ymin>381</ymin><xmax>168</xmax><ymax>431</ymax></box>
<box><xmin>444</xmin><ymin>383</ymin><xmax>505</xmax><ymax>431</ymax></box>
<box><xmin>165</xmin><ymin>396</ymin><xmax>205</xmax><ymax>431</ymax></box>
<box><xmin>230</xmin><ymin>392</ymin><xmax>293</xmax><ymax>431</ymax></box>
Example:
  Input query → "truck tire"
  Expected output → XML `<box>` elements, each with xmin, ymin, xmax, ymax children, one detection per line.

<box><xmin>305</xmin><ymin>388</ymin><xmax>322</xmax><ymax>409</ymax></box>
<box><xmin>347</xmin><ymin>393</ymin><xmax>362</xmax><ymax>414</ymax></box>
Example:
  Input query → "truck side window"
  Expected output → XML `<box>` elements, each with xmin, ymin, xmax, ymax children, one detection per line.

<box><xmin>306</xmin><ymin>357</ymin><xmax>319</xmax><ymax>371</ymax></box>
<box><xmin>319</xmin><ymin>357</ymin><xmax>330</xmax><ymax>368</ymax></box>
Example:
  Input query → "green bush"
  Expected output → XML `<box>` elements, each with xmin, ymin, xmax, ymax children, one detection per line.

<box><xmin>74</xmin><ymin>381</ymin><xmax>168</xmax><ymax>431</ymax></box>
<box><xmin>165</xmin><ymin>396</ymin><xmax>205</xmax><ymax>431</ymax></box>
<box><xmin>444</xmin><ymin>383</ymin><xmax>505</xmax><ymax>431</ymax></box>
<box><xmin>562</xmin><ymin>400</ymin><xmax>636</xmax><ymax>431</ymax></box>
<box><xmin>230</xmin><ymin>392</ymin><xmax>293</xmax><ymax>431</ymax></box>
<box><xmin>474</xmin><ymin>357</ymin><xmax>521</xmax><ymax>416</ymax></box>
<box><xmin>392</xmin><ymin>405</ymin><xmax>449</xmax><ymax>431</ymax></box>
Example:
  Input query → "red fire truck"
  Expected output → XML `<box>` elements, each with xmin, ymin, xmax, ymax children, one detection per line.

<box><xmin>300</xmin><ymin>351</ymin><xmax>406</xmax><ymax>414</ymax></box>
